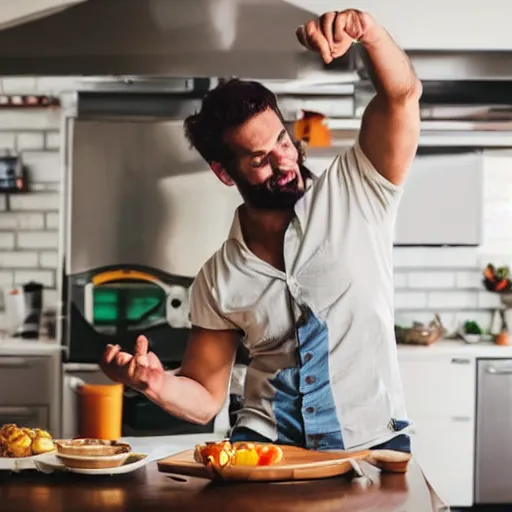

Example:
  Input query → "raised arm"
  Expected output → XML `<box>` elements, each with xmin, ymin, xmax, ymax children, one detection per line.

<box><xmin>296</xmin><ymin>9</ymin><xmax>422</xmax><ymax>186</ymax></box>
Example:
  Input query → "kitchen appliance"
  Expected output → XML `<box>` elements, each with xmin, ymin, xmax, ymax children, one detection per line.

<box><xmin>0</xmin><ymin>155</ymin><xmax>24</xmax><ymax>192</ymax></box>
<box><xmin>5</xmin><ymin>281</ymin><xmax>44</xmax><ymax>339</ymax></box>
<box><xmin>59</xmin><ymin>84</ymin><xmax>243</xmax><ymax>436</ymax></box>
<box><xmin>475</xmin><ymin>359</ymin><xmax>512</xmax><ymax>504</ymax></box>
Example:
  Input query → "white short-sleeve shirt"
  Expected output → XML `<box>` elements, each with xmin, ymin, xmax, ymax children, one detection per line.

<box><xmin>189</xmin><ymin>143</ymin><xmax>409</xmax><ymax>450</ymax></box>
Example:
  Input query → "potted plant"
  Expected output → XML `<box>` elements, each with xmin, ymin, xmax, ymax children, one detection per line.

<box><xmin>461</xmin><ymin>320</ymin><xmax>483</xmax><ymax>344</ymax></box>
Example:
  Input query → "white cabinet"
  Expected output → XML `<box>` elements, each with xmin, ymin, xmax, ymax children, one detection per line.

<box><xmin>399</xmin><ymin>355</ymin><xmax>475</xmax><ymax>419</ymax></box>
<box><xmin>0</xmin><ymin>353</ymin><xmax>61</xmax><ymax>436</ymax></box>
<box><xmin>305</xmin><ymin>149</ymin><xmax>484</xmax><ymax>246</ymax></box>
<box><xmin>399</xmin><ymin>354</ymin><xmax>476</xmax><ymax>507</ymax></box>
<box><xmin>394</xmin><ymin>151</ymin><xmax>483</xmax><ymax>246</ymax></box>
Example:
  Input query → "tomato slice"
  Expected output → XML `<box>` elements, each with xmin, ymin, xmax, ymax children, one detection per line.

<box><xmin>255</xmin><ymin>444</ymin><xmax>283</xmax><ymax>466</ymax></box>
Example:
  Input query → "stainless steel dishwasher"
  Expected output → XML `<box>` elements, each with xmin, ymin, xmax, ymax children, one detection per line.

<box><xmin>476</xmin><ymin>358</ymin><xmax>512</xmax><ymax>504</ymax></box>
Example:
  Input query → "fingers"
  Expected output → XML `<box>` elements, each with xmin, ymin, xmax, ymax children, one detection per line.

<box><xmin>136</xmin><ymin>354</ymin><xmax>150</xmax><ymax>368</ymax></box>
<box><xmin>102</xmin><ymin>338</ymin><xmax>161</xmax><ymax>391</ymax></box>
<box><xmin>296</xmin><ymin>21</ymin><xmax>332</xmax><ymax>64</ymax></box>
<box><xmin>319</xmin><ymin>11</ymin><xmax>336</xmax><ymax>52</ymax></box>
<box><xmin>332</xmin><ymin>12</ymin><xmax>357</xmax><ymax>57</ymax></box>
<box><xmin>295</xmin><ymin>25</ymin><xmax>310</xmax><ymax>51</ymax></box>
<box><xmin>127</xmin><ymin>355</ymin><xmax>138</xmax><ymax>382</ymax></box>
<box><xmin>128</xmin><ymin>357</ymin><xmax>151</xmax><ymax>391</ymax></box>
<box><xmin>333</xmin><ymin>10</ymin><xmax>349</xmax><ymax>44</ymax></box>
<box><xmin>115</xmin><ymin>351</ymin><xmax>132</xmax><ymax>366</ymax></box>
<box><xmin>135</xmin><ymin>335</ymin><xmax>149</xmax><ymax>357</ymax></box>
<box><xmin>100</xmin><ymin>344</ymin><xmax>131</xmax><ymax>384</ymax></box>
<box><xmin>297</xmin><ymin>10</ymin><xmax>366</xmax><ymax>63</ymax></box>
<box><xmin>147</xmin><ymin>351</ymin><xmax>164</xmax><ymax>371</ymax></box>
<box><xmin>103</xmin><ymin>344</ymin><xmax>120</xmax><ymax>364</ymax></box>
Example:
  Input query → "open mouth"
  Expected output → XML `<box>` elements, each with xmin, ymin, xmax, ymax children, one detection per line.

<box><xmin>275</xmin><ymin>171</ymin><xmax>295</xmax><ymax>187</ymax></box>
<box><xmin>269</xmin><ymin>170</ymin><xmax>299</xmax><ymax>191</ymax></box>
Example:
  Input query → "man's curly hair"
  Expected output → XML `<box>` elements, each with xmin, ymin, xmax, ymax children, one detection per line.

<box><xmin>184</xmin><ymin>78</ymin><xmax>286</xmax><ymax>168</ymax></box>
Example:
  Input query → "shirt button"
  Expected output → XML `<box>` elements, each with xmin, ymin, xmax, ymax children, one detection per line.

<box><xmin>306</xmin><ymin>406</ymin><xmax>315</xmax><ymax>414</ymax></box>
<box><xmin>305</xmin><ymin>375</ymin><xmax>316</xmax><ymax>385</ymax></box>
<box><xmin>304</xmin><ymin>353</ymin><xmax>313</xmax><ymax>363</ymax></box>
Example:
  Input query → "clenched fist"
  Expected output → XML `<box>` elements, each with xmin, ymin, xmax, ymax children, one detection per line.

<box><xmin>296</xmin><ymin>9</ymin><xmax>376</xmax><ymax>64</ymax></box>
<box><xmin>100</xmin><ymin>336</ymin><xmax>165</xmax><ymax>395</ymax></box>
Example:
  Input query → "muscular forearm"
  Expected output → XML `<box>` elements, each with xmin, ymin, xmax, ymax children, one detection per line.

<box><xmin>144</xmin><ymin>373</ymin><xmax>222</xmax><ymax>425</ymax></box>
<box><xmin>360</xmin><ymin>17</ymin><xmax>420</xmax><ymax>100</ymax></box>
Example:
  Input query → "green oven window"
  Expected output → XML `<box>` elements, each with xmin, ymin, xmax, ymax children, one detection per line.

<box><xmin>93</xmin><ymin>288</ymin><xmax>118</xmax><ymax>324</ymax></box>
<box><xmin>93</xmin><ymin>282</ymin><xmax>166</xmax><ymax>326</ymax></box>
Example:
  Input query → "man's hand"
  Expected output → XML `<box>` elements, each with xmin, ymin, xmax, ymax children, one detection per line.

<box><xmin>295</xmin><ymin>9</ymin><xmax>374</xmax><ymax>64</ymax></box>
<box><xmin>100</xmin><ymin>336</ymin><xmax>165</xmax><ymax>395</ymax></box>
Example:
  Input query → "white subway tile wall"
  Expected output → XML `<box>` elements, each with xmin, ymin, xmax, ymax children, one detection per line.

<box><xmin>0</xmin><ymin>77</ymin><xmax>70</xmax><ymax>326</ymax></box>
<box><xmin>394</xmin><ymin>151</ymin><xmax>512</xmax><ymax>334</ymax></box>
<box><xmin>0</xmin><ymin>77</ymin><xmax>511</xmax><ymax>336</ymax></box>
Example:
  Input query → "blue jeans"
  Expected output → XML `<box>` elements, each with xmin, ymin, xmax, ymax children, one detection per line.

<box><xmin>230</xmin><ymin>426</ymin><xmax>411</xmax><ymax>454</ymax></box>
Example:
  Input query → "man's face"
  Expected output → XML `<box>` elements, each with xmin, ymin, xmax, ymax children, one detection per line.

<box><xmin>223</xmin><ymin>108</ymin><xmax>306</xmax><ymax>210</ymax></box>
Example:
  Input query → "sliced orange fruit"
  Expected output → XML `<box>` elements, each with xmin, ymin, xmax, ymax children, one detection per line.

<box><xmin>194</xmin><ymin>440</ymin><xmax>232</xmax><ymax>468</ymax></box>
<box><xmin>255</xmin><ymin>444</ymin><xmax>283</xmax><ymax>466</ymax></box>
<box><xmin>194</xmin><ymin>441</ymin><xmax>283</xmax><ymax>469</ymax></box>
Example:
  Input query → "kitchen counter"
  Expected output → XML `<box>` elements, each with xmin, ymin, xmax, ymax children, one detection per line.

<box><xmin>3</xmin><ymin>336</ymin><xmax>509</xmax><ymax>359</ymax></box>
<box><xmin>0</xmin><ymin>453</ymin><xmax>447</xmax><ymax>512</ymax></box>
<box><xmin>397</xmin><ymin>338</ymin><xmax>512</xmax><ymax>359</ymax></box>
<box><xmin>0</xmin><ymin>337</ymin><xmax>62</xmax><ymax>355</ymax></box>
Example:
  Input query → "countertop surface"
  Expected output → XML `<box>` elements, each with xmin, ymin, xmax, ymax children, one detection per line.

<box><xmin>397</xmin><ymin>338</ymin><xmax>512</xmax><ymax>359</ymax></box>
<box><xmin>0</xmin><ymin>337</ymin><xmax>62</xmax><ymax>355</ymax></box>
<box><xmin>0</xmin><ymin>444</ymin><xmax>447</xmax><ymax>512</ymax></box>
<box><xmin>1</xmin><ymin>335</ymin><xmax>511</xmax><ymax>360</ymax></box>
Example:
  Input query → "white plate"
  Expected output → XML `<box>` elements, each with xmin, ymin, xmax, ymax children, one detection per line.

<box><xmin>34</xmin><ymin>452</ymin><xmax>150</xmax><ymax>475</ymax></box>
<box><xmin>0</xmin><ymin>450</ymin><xmax>57</xmax><ymax>472</ymax></box>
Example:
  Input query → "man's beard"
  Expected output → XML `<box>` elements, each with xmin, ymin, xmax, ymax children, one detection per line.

<box><xmin>229</xmin><ymin>143</ymin><xmax>312</xmax><ymax>211</ymax></box>
<box><xmin>234</xmin><ymin>165</ymin><xmax>310</xmax><ymax>210</ymax></box>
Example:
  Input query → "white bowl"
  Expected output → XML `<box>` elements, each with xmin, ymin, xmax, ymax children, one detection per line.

<box><xmin>56</xmin><ymin>451</ymin><xmax>130</xmax><ymax>470</ymax></box>
<box><xmin>464</xmin><ymin>334</ymin><xmax>481</xmax><ymax>344</ymax></box>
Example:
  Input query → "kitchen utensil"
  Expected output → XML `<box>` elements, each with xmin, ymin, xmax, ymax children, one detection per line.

<box><xmin>157</xmin><ymin>445</ymin><xmax>412</xmax><ymax>482</ymax></box>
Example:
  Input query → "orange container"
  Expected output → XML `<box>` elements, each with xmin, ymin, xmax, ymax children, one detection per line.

<box><xmin>496</xmin><ymin>331</ymin><xmax>510</xmax><ymax>346</ymax></box>
<box><xmin>77</xmin><ymin>383</ymin><xmax>124</xmax><ymax>440</ymax></box>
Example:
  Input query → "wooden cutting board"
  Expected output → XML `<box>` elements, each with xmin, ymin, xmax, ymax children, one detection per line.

<box><xmin>157</xmin><ymin>445</ymin><xmax>412</xmax><ymax>482</ymax></box>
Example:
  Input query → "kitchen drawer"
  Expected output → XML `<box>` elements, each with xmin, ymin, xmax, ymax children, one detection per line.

<box><xmin>0</xmin><ymin>406</ymin><xmax>49</xmax><ymax>430</ymax></box>
<box><xmin>399</xmin><ymin>355</ymin><xmax>476</xmax><ymax>420</ymax></box>
<box><xmin>0</xmin><ymin>356</ymin><xmax>53</xmax><ymax>405</ymax></box>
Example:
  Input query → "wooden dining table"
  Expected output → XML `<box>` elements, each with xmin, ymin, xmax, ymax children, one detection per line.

<box><xmin>0</xmin><ymin>459</ymin><xmax>448</xmax><ymax>512</ymax></box>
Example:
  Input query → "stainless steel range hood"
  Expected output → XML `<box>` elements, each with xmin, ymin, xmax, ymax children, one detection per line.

<box><xmin>0</xmin><ymin>0</ymin><xmax>86</xmax><ymax>30</ymax></box>
<box><xmin>3</xmin><ymin>0</ymin><xmax>512</xmax><ymax>85</ymax></box>
<box><xmin>0</xmin><ymin>0</ymin><xmax>326</xmax><ymax>79</ymax></box>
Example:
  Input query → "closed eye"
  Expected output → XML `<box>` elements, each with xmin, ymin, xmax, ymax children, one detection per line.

<box><xmin>249</xmin><ymin>129</ymin><xmax>289</xmax><ymax>167</ymax></box>
<box><xmin>251</xmin><ymin>156</ymin><xmax>268</xmax><ymax>168</ymax></box>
